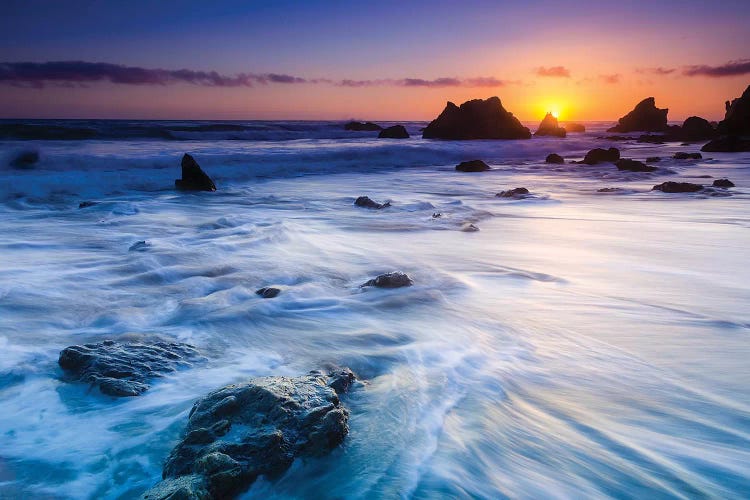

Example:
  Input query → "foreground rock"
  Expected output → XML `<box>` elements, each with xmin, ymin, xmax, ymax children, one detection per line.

<box><xmin>455</xmin><ymin>159</ymin><xmax>490</xmax><ymax>172</ymax></box>
<box><xmin>608</xmin><ymin>97</ymin><xmax>669</xmax><ymax>133</ymax></box>
<box><xmin>713</xmin><ymin>178</ymin><xmax>735</xmax><ymax>188</ymax></box>
<box><xmin>255</xmin><ymin>287</ymin><xmax>281</xmax><ymax>298</ymax></box>
<box><xmin>176</xmin><ymin>154</ymin><xmax>217</xmax><ymax>192</ymax></box>
<box><xmin>496</xmin><ymin>187</ymin><xmax>530</xmax><ymax>198</ymax></box>
<box><xmin>673</xmin><ymin>152</ymin><xmax>702</xmax><ymax>160</ymax></box>
<box><xmin>718</xmin><ymin>84</ymin><xmax>750</xmax><ymax>136</ymax></box>
<box><xmin>582</xmin><ymin>147</ymin><xmax>620</xmax><ymax>165</ymax></box>
<box><xmin>142</xmin><ymin>369</ymin><xmax>356</xmax><ymax>500</ymax></box>
<box><xmin>354</xmin><ymin>196</ymin><xmax>390</xmax><ymax>209</ymax></box>
<box><xmin>701</xmin><ymin>136</ymin><xmax>750</xmax><ymax>152</ymax></box>
<box><xmin>615</xmin><ymin>159</ymin><xmax>656</xmax><ymax>172</ymax></box>
<box><xmin>545</xmin><ymin>153</ymin><xmax>565</xmax><ymax>164</ymax></box>
<box><xmin>378</xmin><ymin>125</ymin><xmax>409</xmax><ymax>139</ymax></box>
<box><xmin>652</xmin><ymin>182</ymin><xmax>704</xmax><ymax>193</ymax></box>
<box><xmin>344</xmin><ymin>121</ymin><xmax>382</xmax><ymax>131</ymax></box>
<box><xmin>563</xmin><ymin>123</ymin><xmax>586</xmax><ymax>133</ymax></box>
<box><xmin>534</xmin><ymin>113</ymin><xmax>566</xmax><ymax>137</ymax></box>
<box><xmin>422</xmin><ymin>97</ymin><xmax>531</xmax><ymax>140</ymax></box>
<box><xmin>59</xmin><ymin>341</ymin><xmax>203</xmax><ymax>397</ymax></box>
<box><xmin>9</xmin><ymin>150</ymin><xmax>39</xmax><ymax>169</ymax></box>
<box><xmin>361</xmin><ymin>272</ymin><xmax>413</xmax><ymax>288</ymax></box>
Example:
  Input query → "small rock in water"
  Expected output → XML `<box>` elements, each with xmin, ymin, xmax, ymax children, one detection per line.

<box><xmin>361</xmin><ymin>272</ymin><xmax>413</xmax><ymax>288</ymax></box>
<box><xmin>615</xmin><ymin>159</ymin><xmax>657</xmax><ymax>172</ymax></box>
<box><xmin>455</xmin><ymin>159</ymin><xmax>490</xmax><ymax>172</ymax></box>
<box><xmin>175</xmin><ymin>153</ymin><xmax>217</xmax><ymax>192</ymax></box>
<box><xmin>432</xmin><ymin>212</ymin><xmax>442</xmax><ymax>218</ymax></box>
<box><xmin>344</xmin><ymin>121</ymin><xmax>382</xmax><ymax>131</ymax></box>
<box><xmin>597</xmin><ymin>187</ymin><xmax>624</xmax><ymax>193</ymax></box>
<box><xmin>129</xmin><ymin>240</ymin><xmax>150</xmax><ymax>252</ymax></box>
<box><xmin>582</xmin><ymin>147</ymin><xmax>620</xmax><ymax>165</ymax></box>
<box><xmin>461</xmin><ymin>223</ymin><xmax>480</xmax><ymax>232</ymax></box>
<box><xmin>496</xmin><ymin>187</ymin><xmax>530</xmax><ymax>198</ymax></box>
<box><xmin>9</xmin><ymin>150</ymin><xmax>39</xmax><ymax>169</ymax></box>
<box><xmin>646</xmin><ymin>156</ymin><xmax>661</xmax><ymax>162</ymax></box>
<box><xmin>354</xmin><ymin>196</ymin><xmax>390</xmax><ymax>209</ymax></box>
<box><xmin>712</xmin><ymin>178</ymin><xmax>735</xmax><ymax>188</ymax></box>
<box><xmin>78</xmin><ymin>201</ymin><xmax>98</xmax><ymax>209</ymax></box>
<box><xmin>142</xmin><ymin>369</ymin><xmax>355</xmax><ymax>500</ymax></box>
<box><xmin>652</xmin><ymin>181</ymin><xmax>704</xmax><ymax>193</ymax></box>
<box><xmin>673</xmin><ymin>152</ymin><xmax>702</xmax><ymax>160</ymax></box>
<box><xmin>545</xmin><ymin>153</ymin><xmax>565</xmax><ymax>164</ymax></box>
<box><xmin>255</xmin><ymin>287</ymin><xmax>281</xmax><ymax>298</ymax></box>
<box><xmin>58</xmin><ymin>340</ymin><xmax>203</xmax><ymax>397</ymax></box>
<box><xmin>378</xmin><ymin>125</ymin><xmax>410</xmax><ymax>139</ymax></box>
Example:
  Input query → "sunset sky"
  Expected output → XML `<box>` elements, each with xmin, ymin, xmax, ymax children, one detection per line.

<box><xmin>1</xmin><ymin>0</ymin><xmax>749</xmax><ymax>121</ymax></box>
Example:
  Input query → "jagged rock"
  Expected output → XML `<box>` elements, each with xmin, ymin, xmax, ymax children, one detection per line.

<box><xmin>615</xmin><ymin>159</ymin><xmax>657</xmax><ymax>172</ymax></box>
<box><xmin>78</xmin><ymin>201</ymin><xmax>98</xmax><ymax>209</ymax></box>
<box><xmin>344</xmin><ymin>121</ymin><xmax>382</xmax><ymax>131</ymax></box>
<box><xmin>176</xmin><ymin>154</ymin><xmax>216</xmax><ymax>192</ymax></box>
<box><xmin>608</xmin><ymin>97</ymin><xmax>669</xmax><ymax>133</ymax></box>
<box><xmin>422</xmin><ymin>97</ymin><xmax>531</xmax><ymax>140</ymax></box>
<box><xmin>582</xmin><ymin>147</ymin><xmax>620</xmax><ymax>165</ymax></box>
<box><xmin>142</xmin><ymin>369</ymin><xmax>355</xmax><ymax>500</ymax></box>
<box><xmin>9</xmin><ymin>150</ymin><xmax>39</xmax><ymax>169</ymax></box>
<box><xmin>496</xmin><ymin>187</ymin><xmax>530</xmax><ymax>198</ymax></box>
<box><xmin>563</xmin><ymin>123</ymin><xmax>586</xmax><ymax>133</ymax></box>
<box><xmin>354</xmin><ymin>196</ymin><xmax>390</xmax><ymax>209</ymax></box>
<box><xmin>718</xmin><ymin>84</ymin><xmax>750</xmax><ymax>136</ymax></box>
<box><xmin>361</xmin><ymin>272</ymin><xmax>413</xmax><ymax>288</ymax></box>
<box><xmin>679</xmin><ymin>116</ymin><xmax>717</xmax><ymax>141</ymax></box>
<box><xmin>545</xmin><ymin>153</ymin><xmax>565</xmax><ymax>164</ymax></box>
<box><xmin>58</xmin><ymin>340</ymin><xmax>203</xmax><ymax>397</ymax></box>
<box><xmin>673</xmin><ymin>152</ymin><xmax>702</xmax><ymax>160</ymax></box>
<box><xmin>255</xmin><ymin>287</ymin><xmax>280</xmax><ymax>298</ymax></box>
<box><xmin>378</xmin><ymin>125</ymin><xmax>409</xmax><ymax>139</ymax></box>
<box><xmin>713</xmin><ymin>179</ymin><xmax>735</xmax><ymax>188</ymax></box>
<box><xmin>652</xmin><ymin>182</ymin><xmax>704</xmax><ymax>193</ymax></box>
<box><xmin>646</xmin><ymin>157</ymin><xmax>661</xmax><ymax>162</ymax></box>
<box><xmin>455</xmin><ymin>159</ymin><xmax>490</xmax><ymax>172</ymax></box>
<box><xmin>701</xmin><ymin>136</ymin><xmax>750</xmax><ymax>152</ymax></box>
<box><xmin>534</xmin><ymin>113</ymin><xmax>566</xmax><ymax>137</ymax></box>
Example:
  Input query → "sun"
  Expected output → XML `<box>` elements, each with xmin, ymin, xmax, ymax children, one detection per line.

<box><xmin>549</xmin><ymin>109</ymin><xmax>560</xmax><ymax>119</ymax></box>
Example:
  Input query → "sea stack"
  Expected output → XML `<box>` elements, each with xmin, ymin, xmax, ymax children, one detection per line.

<box><xmin>175</xmin><ymin>154</ymin><xmax>217</xmax><ymax>192</ymax></box>
<box><xmin>608</xmin><ymin>97</ymin><xmax>669</xmax><ymax>132</ymax></box>
<box><xmin>422</xmin><ymin>97</ymin><xmax>531</xmax><ymax>140</ymax></box>
<box><xmin>702</xmin><ymin>85</ymin><xmax>750</xmax><ymax>152</ymax></box>
<box><xmin>534</xmin><ymin>113</ymin><xmax>566</xmax><ymax>137</ymax></box>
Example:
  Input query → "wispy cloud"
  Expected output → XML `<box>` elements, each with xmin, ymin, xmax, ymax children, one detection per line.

<box><xmin>535</xmin><ymin>66</ymin><xmax>571</xmax><ymax>78</ymax></box>
<box><xmin>599</xmin><ymin>73</ymin><xmax>621</xmax><ymax>84</ymax></box>
<box><xmin>0</xmin><ymin>61</ymin><xmax>509</xmax><ymax>89</ymax></box>
<box><xmin>682</xmin><ymin>59</ymin><xmax>750</xmax><ymax>77</ymax></box>
<box><xmin>636</xmin><ymin>67</ymin><xmax>676</xmax><ymax>75</ymax></box>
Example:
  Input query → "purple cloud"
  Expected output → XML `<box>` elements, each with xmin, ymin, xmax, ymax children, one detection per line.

<box><xmin>536</xmin><ymin>66</ymin><xmax>571</xmax><ymax>78</ymax></box>
<box><xmin>682</xmin><ymin>59</ymin><xmax>750</xmax><ymax>77</ymax></box>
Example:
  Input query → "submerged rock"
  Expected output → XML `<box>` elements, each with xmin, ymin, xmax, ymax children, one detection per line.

<box><xmin>128</xmin><ymin>240</ymin><xmax>150</xmax><ymax>252</ymax></box>
<box><xmin>58</xmin><ymin>340</ymin><xmax>203</xmax><ymax>397</ymax></box>
<box><xmin>354</xmin><ymin>196</ymin><xmax>390</xmax><ymax>209</ymax></box>
<box><xmin>361</xmin><ymin>272</ymin><xmax>413</xmax><ymax>288</ymax></box>
<box><xmin>255</xmin><ymin>287</ymin><xmax>281</xmax><ymax>298</ymax></box>
<box><xmin>608</xmin><ymin>97</ymin><xmax>669</xmax><ymax>133</ymax></box>
<box><xmin>344</xmin><ymin>121</ymin><xmax>382</xmax><ymax>131</ymax></box>
<box><xmin>496</xmin><ymin>187</ymin><xmax>530</xmax><ymax>198</ymax></box>
<box><xmin>142</xmin><ymin>369</ymin><xmax>355</xmax><ymax>500</ymax></box>
<box><xmin>615</xmin><ymin>159</ymin><xmax>657</xmax><ymax>172</ymax></box>
<box><xmin>545</xmin><ymin>153</ymin><xmax>565</xmax><ymax>164</ymax></box>
<box><xmin>9</xmin><ymin>150</ymin><xmax>39</xmax><ymax>169</ymax></box>
<box><xmin>176</xmin><ymin>154</ymin><xmax>216</xmax><ymax>192</ymax></box>
<box><xmin>673</xmin><ymin>152</ymin><xmax>702</xmax><ymax>160</ymax></box>
<box><xmin>534</xmin><ymin>113</ymin><xmax>566</xmax><ymax>137</ymax></box>
<box><xmin>582</xmin><ymin>147</ymin><xmax>620</xmax><ymax>165</ymax></box>
<box><xmin>422</xmin><ymin>97</ymin><xmax>531</xmax><ymax>140</ymax></box>
<box><xmin>713</xmin><ymin>178</ymin><xmax>735</xmax><ymax>188</ymax></box>
<box><xmin>701</xmin><ymin>136</ymin><xmax>750</xmax><ymax>152</ymax></box>
<box><xmin>597</xmin><ymin>187</ymin><xmax>624</xmax><ymax>193</ymax></box>
<box><xmin>652</xmin><ymin>182</ymin><xmax>704</xmax><ymax>193</ymax></box>
<box><xmin>455</xmin><ymin>159</ymin><xmax>490</xmax><ymax>172</ymax></box>
<box><xmin>378</xmin><ymin>125</ymin><xmax>409</xmax><ymax>139</ymax></box>
<box><xmin>78</xmin><ymin>201</ymin><xmax>98</xmax><ymax>209</ymax></box>
<box><xmin>563</xmin><ymin>123</ymin><xmax>586</xmax><ymax>133</ymax></box>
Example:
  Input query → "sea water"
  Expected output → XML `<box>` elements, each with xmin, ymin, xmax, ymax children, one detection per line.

<box><xmin>0</xmin><ymin>120</ymin><xmax>748</xmax><ymax>499</ymax></box>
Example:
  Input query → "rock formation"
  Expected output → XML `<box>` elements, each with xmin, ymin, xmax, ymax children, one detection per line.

<box><xmin>534</xmin><ymin>113</ymin><xmax>566</xmax><ymax>137</ymax></box>
<box><xmin>496</xmin><ymin>187</ymin><xmax>530</xmax><ymax>198</ymax></box>
<box><xmin>378</xmin><ymin>125</ymin><xmax>410</xmax><ymax>139</ymax></box>
<box><xmin>354</xmin><ymin>196</ymin><xmax>390</xmax><ymax>209</ymax></box>
<box><xmin>545</xmin><ymin>153</ymin><xmax>565</xmax><ymax>164</ymax></box>
<box><xmin>455</xmin><ymin>159</ymin><xmax>490</xmax><ymax>172</ymax></box>
<box><xmin>652</xmin><ymin>182</ymin><xmax>704</xmax><ymax>193</ymax></box>
<box><xmin>608</xmin><ymin>97</ymin><xmax>669</xmax><ymax>133</ymax></box>
<box><xmin>422</xmin><ymin>97</ymin><xmax>531</xmax><ymax>140</ymax></box>
<box><xmin>176</xmin><ymin>154</ymin><xmax>217</xmax><ymax>192</ymax></box>
<box><xmin>615</xmin><ymin>159</ymin><xmax>657</xmax><ymax>172</ymax></box>
<box><xmin>344</xmin><ymin>121</ymin><xmax>382</xmax><ymax>131</ymax></box>
<box><xmin>582</xmin><ymin>147</ymin><xmax>620</xmax><ymax>165</ymax></box>
<box><xmin>361</xmin><ymin>272</ymin><xmax>413</xmax><ymax>288</ymax></box>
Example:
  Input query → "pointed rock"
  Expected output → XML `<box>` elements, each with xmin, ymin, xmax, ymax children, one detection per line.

<box><xmin>534</xmin><ymin>113</ymin><xmax>566</xmax><ymax>137</ymax></box>
<box><xmin>176</xmin><ymin>154</ymin><xmax>216</xmax><ymax>192</ymax></box>
<box><xmin>608</xmin><ymin>97</ymin><xmax>669</xmax><ymax>133</ymax></box>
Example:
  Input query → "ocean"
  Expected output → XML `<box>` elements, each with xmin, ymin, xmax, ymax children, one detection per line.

<box><xmin>0</xmin><ymin>119</ymin><xmax>749</xmax><ymax>498</ymax></box>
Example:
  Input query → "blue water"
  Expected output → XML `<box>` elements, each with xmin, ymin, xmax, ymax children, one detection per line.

<box><xmin>0</xmin><ymin>121</ymin><xmax>749</xmax><ymax>498</ymax></box>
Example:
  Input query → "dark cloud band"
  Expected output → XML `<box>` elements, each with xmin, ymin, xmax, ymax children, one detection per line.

<box><xmin>682</xmin><ymin>59</ymin><xmax>750</xmax><ymax>77</ymax></box>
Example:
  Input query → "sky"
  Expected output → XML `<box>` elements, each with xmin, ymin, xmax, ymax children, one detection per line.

<box><xmin>1</xmin><ymin>0</ymin><xmax>749</xmax><ymax>121</ymax></box>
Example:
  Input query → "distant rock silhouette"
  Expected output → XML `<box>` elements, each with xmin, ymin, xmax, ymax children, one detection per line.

<box><xmin>545</xmin><ymin>153</ymin><xmax>565</xmax><ymax>164</ymax></box>
<box><xmin>652</xmin><ymin>182</ymin><xmax>703</xmax><ymax>193</ymax></box>
<box><xmin>455</xmin><ymin>159</ymin><xmax>490</xmax><ymax>172</ymax></box>
<box><xmin>422</xmin><ymin>97</ymin><xmax>531</xmax><ymax>140</ymax></box>
<box><xmin>344</xmin><ymin>121</ymin><xmax>382</xmax><ymax>131</ymax></box>
<box><xmin>582</xmin><ymin>147</ymin><xmax>620</xmax><ymax>165</ymax></box>
<box><xmin>713</xmin><ymin>178</ymin><xmax>735</xmax><ymax>188</ymax></box>
<box><xmin>175</xmin><ymin>154</ymin><xmax>216</xmax><ymax>191</ymax></box>
<box><xmin>534</xmin><ymin>113</ymin><xmax>566</xmax><ymax>137</ymax></box>
<box><xmin>354</xmin><ymin>196</ymin><xmax>390</xmax><ymax>209</ymax></box>
<box><xmin>608</xmin><ymin>97</ymin><xmax>669</xmax><ymax>133</ymax></box>
<box><xmin>615</xmin><ymin>159</ymin><xmax>657</xmax><ymax>172</ymax></box>
<box><xmin>673</xmin><ymin>152</ymin><xmax>702</xmax><ymax>160</ymax></box>
<box><xmin>717</xmin><ymin>84</ymin><xmax>750</xmax><ymax>136</ymax></box>
<box><xmin>563</xmin><ymin>123</ymin><xmax>586</xmax><ymax>133</ymax></box>
<box><xmin>378</xmin><ymin>125</ymin><xmax>410</xmax><ymax>139</ymax></box>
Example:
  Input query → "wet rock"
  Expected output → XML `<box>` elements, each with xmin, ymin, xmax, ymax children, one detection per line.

<box><xmin>422</xmin><ymin>97</ymin><xmax>531</xmax><ymax>140</ymax></box>
<box><xmin>615</xmin><ymin>159</ymin><xmax>657</xmax><ymax>172</ymax></box>
<box><xmin>361</xmin><ymin>272</ymin><xmax>413</xmax><ymax>288</ymax></box>
<box><xmin>129</xmin><ymin>240</ymin><xmax>150</xmax><ymax>252</ymax></box>
<box><xmin>176</xmin><ymin>154</ymin><xmax>217</xmax><ymax>192</ymax></box>
<box><xmin>142</xmin><ymin>370</ymin><xmax>355</xmax><ymax>499</ymax></box>
<box><xmin>354</xmin><ymin>196</ymin><xmax>390</xmax><ymax>209</ymax></box>
<box><xmin>344</xmin><ymin>121</ymin><xmax>382</xmax><ymax>131</ymax></box>
<box><xmin>646</xmin><ymin>156</ymin><xmax>661</xmax><ymax>162</ymax></box>
<box><xmin>718</xmin><ymin>84</ymin><xmax>750</xmax><ymax>136</ymax></box>
<box><xmin>534</xmin><ymin>113</ymin><xmax>566</xmax><ymax>137</ymax></box>
<box><xmin>255</xmin><ymin>287</ymin><xmax>280</xmax><ymax>298</ymax></box>
<box><xmin>582</xmin><ymin>147</ymin><xmax>620</xmax><ymax>165</ymax></box>
<box><xmin>545</xmin><ymin>153</ymin><xmax>565</xmax><ymax>164</ymax></box>
<box><xmin>652</xmin><ymin>182</ymin><xmax>704</xmax><ymax>193</ymax></box>
<box><xmin>78</xmin><ymin>201</ymin><xmax>98</xmax><ymax>209</ymax></box>
<box><xmin>9</xmin><ymin>150</ymin><xmax>39</xmax><ymax>169</ymax></box>
<box><xmin>701</xmin><ymin>136</ymin><xmax>750</xmax><ymax>152</ymax></box>
<box><xmin>563</xmin><ymin>123</ymin><xmax>586</xmax><ymax>133</ymax></box>
<box><xmin>713</xmin><ymin>178</ymin><xmax>735</xmax><ymax>188</ymax></box>
<box><xmin>455</xmin><ymin>159</ymin><xmax>490</xmax><ymax>172</ymax></box>
<box><xmin>496</xmin><ymin>187</ymin><xmax>530</xmax><ymax>198</ymax></box>
<box><xmin>378</xmin><ymin>125</ymin><xmax>409</xmax><ymax>139</ymax></box>
<box><xmin>608</xmin><ymin>97</ymin><xmax>669</xmax><ymax>133</ymax></box>
<box><xmin>58</xmin><ymin>340</ymin><xmax>203</xmax><ymax>397</ymax></box>
<box><xmin>673</xmin><ymin>152</ymin><xmax>702</xmax><ymax>160</ymax></box>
